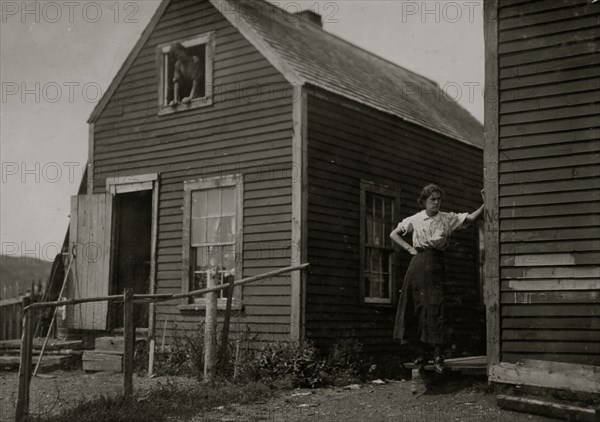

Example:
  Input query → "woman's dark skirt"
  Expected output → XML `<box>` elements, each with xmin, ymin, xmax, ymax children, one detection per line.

<box><xmin>393</xmin><ymin>249</ymin><xmax>447</xmax><ymax>345</ymax></box>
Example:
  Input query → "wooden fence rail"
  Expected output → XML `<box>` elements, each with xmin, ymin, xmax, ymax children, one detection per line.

<box><xmin>15</xmin><ymin>263</ymin><xmax>309</xmax><ymax>422</ymax></box>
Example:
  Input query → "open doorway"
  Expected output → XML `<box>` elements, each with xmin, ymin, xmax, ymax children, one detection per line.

<box><xmin>110</xmin><ymin>190</ymin><xmax>153</xmax><ymax>329</ymax></box>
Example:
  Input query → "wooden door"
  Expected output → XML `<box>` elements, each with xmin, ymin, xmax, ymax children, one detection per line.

<box><xmin>67</xmin><ymin>194</ymin><xmax>113</xmax><ymax>330</ymax></box>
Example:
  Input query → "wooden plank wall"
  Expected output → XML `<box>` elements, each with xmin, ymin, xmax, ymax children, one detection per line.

<box><xmin>497</xmin><ymin>0</ymin><xmax>600</xmax><ymax>365</ymax></box>
<box><xmin>0</xmin><ymin>297</ymin><xmax>23</xmax><ymax>341</ymax></box>
<box><xmin>305</xmin><ymin>89</ymin><xmax>484</xmax><ymax>354</ymax></box>
<box><xmin>91</xmin><ymin>0</ymin><xmax>295</xmax><ymax>345</ymax></box>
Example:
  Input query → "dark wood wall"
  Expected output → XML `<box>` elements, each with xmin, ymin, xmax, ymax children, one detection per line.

<box><xmin>92</xmin><ymin>0</ymin><xmax>295</xmax><ymax>344</ymax></box>
<box><xmin>305</xmin><ymin>89</ymin><xmax>484</xmax><ymax>354</ymax></box>
<box><xmin>497</xmin><ymin>0</ymin><xmax>600</xmax><ymax>365</ymax></box>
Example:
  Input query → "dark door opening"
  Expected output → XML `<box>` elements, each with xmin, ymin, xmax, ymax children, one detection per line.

<box><xmin>111</xmin><ymin>190</ymin><xmax>152</xmax><ymax>329</ymax></box>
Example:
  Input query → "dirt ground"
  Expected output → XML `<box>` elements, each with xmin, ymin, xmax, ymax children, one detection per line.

<box><xmin>1</xmin><ymin>370</ymin><xmax>558</xmax><ymax>422</ymax></box>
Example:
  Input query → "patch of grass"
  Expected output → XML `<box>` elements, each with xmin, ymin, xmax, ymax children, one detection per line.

<box><xmin>30</xmin><ymin>379</ymin><xmax>274</xmax><ymax>422</ymax></box>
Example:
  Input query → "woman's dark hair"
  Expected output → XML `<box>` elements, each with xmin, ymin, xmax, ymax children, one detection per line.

<box><xmin>418</xmin><ymin>184</ymin><xmax>444</xmax><ymax>208</ymax></box>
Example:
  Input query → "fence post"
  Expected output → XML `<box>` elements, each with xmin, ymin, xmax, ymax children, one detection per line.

<box><xmin>147</xmin><ymin>302</ymin><xmax>155</xmax><ymax>378</ymax></box>
<box><xmin>204</xmin><ymin>270</ymin><xmax>217</xmax><ymax>382</ymax></box>
<box><xmin>123</xmin><ymin>289</ymin><xmax>134</xmax><ymax>397</ymax></box>
<box><xmin>15</xmin><ymin>295</ymin><xmax>34</xmax><ymax>422</ymax></box>
<box><xmin>218</xmin><ymin>278</ymin><xmax>235</xmax><ymax>372</ymax></box>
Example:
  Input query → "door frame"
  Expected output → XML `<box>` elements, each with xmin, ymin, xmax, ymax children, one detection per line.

<box><xmin>106</xmin><ymin>173</ymin><xmax>159</xmax><ymax>332</ymax></box>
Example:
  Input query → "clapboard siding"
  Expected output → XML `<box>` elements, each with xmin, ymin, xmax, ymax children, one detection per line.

<box><xmin>92</xmin><ymin>0</ymin><xmax>294</xmax><ymax>343</ymax></box>
<box><xmin>305</xmin><ymin>89</ymin><xmax>484</xmax><ymax>354</ymax></box>
<box><xmin>497</xmin><ymin>0</ymin><xmax>600</xmax><ymax>365</ymax></box>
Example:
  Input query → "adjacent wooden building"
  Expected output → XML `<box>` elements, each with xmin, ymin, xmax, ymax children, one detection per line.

<box><xmin>483</xmin><ymin>0</ymin><xmax>599</xmax><ymax>394</ymax></box>
<box><xmin>64</xmin><ymin>0</ymin><xmax>484</xmax><ymax>355</ymax></box>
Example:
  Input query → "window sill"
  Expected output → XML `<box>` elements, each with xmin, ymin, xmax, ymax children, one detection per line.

<box><xmin>158</xmin><ymin>96</ymin><xmax>213</xmax><ymax>116</ymax></box>
<box><xmin>364</xmin><ymin>298</ymin><xmax>394</xmax><ymax>306</ymax></box>
<box><xmin>177</xmin><ymin>302</ymin><xmax>242</xmax><ymax>313</ymax></box>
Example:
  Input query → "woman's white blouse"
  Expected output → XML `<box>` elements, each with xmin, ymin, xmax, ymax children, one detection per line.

<box><xmin>396</xmin><ymin>210</ymin><xmax>469</xmax><ymax>250</ymax></box>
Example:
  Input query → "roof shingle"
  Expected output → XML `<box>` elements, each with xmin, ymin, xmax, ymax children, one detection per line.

<box><xmin>215</xmin><ymin>0</ymin><xmax>483</xmax><ymax>148</ymax></box>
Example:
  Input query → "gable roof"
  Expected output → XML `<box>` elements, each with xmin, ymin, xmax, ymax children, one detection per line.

<box><xmin>88</xmin><ymin>0</ymin><xmax>172</xmax><ymax>123</ymax></box>
<box><xmin>211</xmin><ymin>0</ymin><xmax>483</xmax><ymax>148</ymax></box>
<box><xmin>90</xmin><ymin>0</ymin><xmax>483</xmax><ymax>148</ymax></box>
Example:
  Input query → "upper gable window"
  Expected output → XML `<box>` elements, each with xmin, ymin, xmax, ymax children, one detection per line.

<box><xmin>157</xmin><ymin>32</ymin><xmax>215</xmax><ymax>115</ymax></box>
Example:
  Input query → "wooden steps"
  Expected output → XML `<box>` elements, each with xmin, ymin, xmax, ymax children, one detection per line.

<box><xmin>404</xmin><ymin>355</ymin><xmax>487</xmax><ymax>375</ymax></box>
<box><xmin>82</xmin><ymin>336</ymin><xmax>144</xmax><ymax>373</ymax></box>
<box><xmin>497</xmin><ymin>394</ymin><xmax>600</xmax><ymax>422</ymax></box>
<box><xmin>0</xmin><ymin>354</ymin><xmax>76</xmax><ymax>373</ymax></box>
<box><xmin>0</xmin><ymin>339</ymin><xmax>83</xmax><ymax>351</ymax></box>
<box><xmin>82</xmin><ymin>336</ymin><xmax>125</xmax><ymax>373</ymax></box>
<box><xmin>406</xmin><ymin>355</ymin><xmax>488</xmax><ymax>396</ymax></box>
<box><xmin>82</xmin><ymin>351</ymin><xmax>123</xmax><ymax>372</ymax></box>
<box><xmin>0</xmin><ymin>339</ymin><xmax>83</xmax><ymax>372</ymax></box>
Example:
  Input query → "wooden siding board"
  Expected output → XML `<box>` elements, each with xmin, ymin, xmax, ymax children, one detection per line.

<box><xmin>498</xmin><ymin>140</ymin><xmax>600</xmax><ymax>161</ymax></box>
<box><xmin>502</xmin><ymin>304</ymin><xmax>600</xmax><ymax>317</ymax></box>
<box><xmin>499</xmin><ymin>27</ymin><xmax>600</xmax><ymax>54</ymax></box>
<box><xmin>502</xmin><ymin>353</ymin><xmax>600</xmax><ymax>366</ymax></box>
<box><xmin>500</xmin><ymin>214</ymin><xmax>600</xmax><ymax>231</ymax></box>
<box><xmin>501</xmin><ymin>290</ymin><xmax>600</xmax><ymax>304</ymax></box>
<box><xmin>503</xmin><ymin>317</ymin><xmax>600</xmax><ymax>330</ymax></box>
<box><xmin>500</xmin><ymin>81</ymin><xmax>600</xmax><ymax>106</ymax></box>
<box><xmin>499</xmin><ymin>41</ymin><xmax>600</xmax><ymax>68</ymax></box>
<box><xmin>95</xmin><ymin>107</ymin><xmax>292</xmax><ymax>146</ymax></box>
<box><xmin>499</xmin><ymin>202</ymin><xmax>600</xmax><ymax>218</ymax></box>
<box><xmin>500</xmin><ymin>103</ymin><xmax>600</xmax><ymax>126</ymax></box>
<box><xmin>501</xmin><ymin>342</ymin><xmax>600</xmax><ymax>354</ymax></box>
<box><xmin>502</xmin><ymin>330</ymin><xmax>599</xmax><ymax>342</ymax></box>
<box><xmin>499</xmin><ymin>14</ymin><xmax>600</xmax><ymax>42</ymax></box>
<box><xmin>499</xmin><ymin>128</ymin><xmax>600</xmax><ymax>149</ymax></box>
<box><xmin>500</xmin><ymin>66</ymin><xmax>600</xmax><ymax>90</ymax></box>
<box><xmin>499</xmin><ymin>115</ymin><xmax>599</xmax><ymax>137</ymax></box>
<box><xmin>305</xmin><ymin>88</ymin><xmax>483</xmax><ymax>352</ymax></box>
<box><xmin>492</xmin><ymin>0</ymin><xmax>597</xmax><ymax>368</ymax></box>
<box><xmin>499</xmin><ymin>53</ymin><xmax>600</xmax><ymax>79</ymax></box>
<box><xmin>500</xmin><ymin>239</ymin><xmax>600</xmax><ymax>254</ymax></box>
<box><xmin>499</xmin><ymin>2</ymin><xmax>599</xmax><ymax>31</ymax></box>
<box><xmin>498</xmin><ymin>164</ymin><xmax>599</xmax><ymax>185</ymax></box>
<box><xmin>499</xmin><ymin>188</ymin><xmax>600</xmax><ymax>206</ymax></box>
<box><xmin>92</xmin><ymin>0</ymin><xmax>295</xmax><ymax>343</ymax></box>
<box><xmin>498</xmin><ymin>0</ymin><xmax>591</xmax><ymax>19</ymax></box>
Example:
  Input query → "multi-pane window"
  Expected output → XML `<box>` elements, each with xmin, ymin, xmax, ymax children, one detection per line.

<box><xmin>361</xmin><ymin>182</ymin><xmax>398</xmax><ymax>304</ymax></box>
<box><xmin>183</xmin><ymin>176</ymin><xmax>242</xmax><ymax>305</ymax></box>
<box><xmin>191</xmin><ymin>187</ymin><xmax>236</xmax><ymax>302</ymax></box>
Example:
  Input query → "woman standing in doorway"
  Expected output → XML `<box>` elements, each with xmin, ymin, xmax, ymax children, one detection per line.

<box><xmin>389</xmin><ymin>184</ymin><xmax>485</xmax><ymax>373</ymax></box>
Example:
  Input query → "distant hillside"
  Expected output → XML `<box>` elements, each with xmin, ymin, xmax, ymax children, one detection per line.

<box><xmin>0</xmin><ymin>255</ymin><xmax>53</xmax><ymax>298</ymax></box>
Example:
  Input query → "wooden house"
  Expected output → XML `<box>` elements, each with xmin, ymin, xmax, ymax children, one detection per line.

<box><xmin>483</xmin><ymin>0</ymin><xmax>599</xmax><ymax>397</ymax></box>
<box><xmin>64</xmin><ymin>0</ymin><xmax>484</xmax><ymax>355</ymax></box>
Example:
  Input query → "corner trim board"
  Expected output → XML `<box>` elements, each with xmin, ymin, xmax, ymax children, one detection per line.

<box><xmin>483</xmin><ymin>0</ymin><xmax>500</xmax><ymax>369</ymax></box>
<box><xmin>290</xmin><ymin>88</ymin><xmax>307</xmax><ymax>341</ymax></box>
<box><xmin>87</xmin><ymin>123</ymin><xmax>94</xmax><ymax>194</ymax></box>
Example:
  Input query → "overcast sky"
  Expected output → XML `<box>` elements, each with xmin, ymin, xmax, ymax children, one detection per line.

<box><xmin>1</xmin><ymin>0</ymin><xmax>484</xmax><ymax>260</ymax></box>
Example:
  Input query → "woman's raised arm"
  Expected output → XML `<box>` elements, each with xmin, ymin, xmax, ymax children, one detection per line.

<box><xmin>465</xmin><ymin>189</ymin><xmax>485</xmax><ymax>224</ymax></box>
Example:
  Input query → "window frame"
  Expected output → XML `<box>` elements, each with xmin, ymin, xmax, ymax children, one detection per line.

<box><xmin>156</xmin><ymin>31</ymin><xmax>215</xmax><ymax>116</ymax></box>
<box><xmin>359</xmin><ymin>181</ymin><xmax>400</xmax><ymax>305</ymax></box>
<box><xmin>180</xmin><ymin>174</ymin><xmax>243</xmax><ymax>310</ymax></box>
